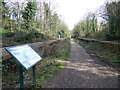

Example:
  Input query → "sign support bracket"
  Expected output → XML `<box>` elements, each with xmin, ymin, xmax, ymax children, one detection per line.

<box><xmin>19</xmin><ymin>65</ymin><xmax>24</xmax><ymax>89</ymax></box>
<box><xmin>33</xmin><ymin>65</ymin><xmax>36</xmax><ymax>87</ymax></box>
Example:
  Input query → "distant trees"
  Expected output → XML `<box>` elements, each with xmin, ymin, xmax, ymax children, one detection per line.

<box><xmin>73</xmin><ymin>0</ymin><xmax>120</xmax><ymax>41</ymax></box>
<box><xmin>58</xmin><ymin>22</ymin><xmax>69</xmax><ymax>38</ymax></box>
<box><xmin>73</xmin><ymin>12</ymin><xmax>98</xmax><ymax>38</ymax></box>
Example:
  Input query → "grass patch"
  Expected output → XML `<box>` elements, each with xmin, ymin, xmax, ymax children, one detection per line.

<box><xmin>54</xmin><ymin>39</ymin><xmax>71</xmax><ymax>60</ymax></box>
<box><xmin>34</xmin><ymin>58</ymin><xmax>67</xmax><ymax>88</ymax></box>
<box><xmin>75</xmin><ymin>39</ymin><xmax>120</xmax><ymax>64</ymax></box>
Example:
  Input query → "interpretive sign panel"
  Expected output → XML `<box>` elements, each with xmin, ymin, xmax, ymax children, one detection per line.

<box><xmin>5</xmin><ymin>44</ymin><xmax>42</xmax><ymax>70</ymax></box>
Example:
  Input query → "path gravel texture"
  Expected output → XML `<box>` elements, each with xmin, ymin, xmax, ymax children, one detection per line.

<box><xmin>46</xmin><ymin>39</ymin><xmax>119</xmax><ymax>88</ymax></box>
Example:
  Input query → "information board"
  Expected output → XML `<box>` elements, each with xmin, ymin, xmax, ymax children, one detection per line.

<box><xmin>6</xmin><ymin>44</ymin><xmax>42</xmax><ymax>70</ymax></box>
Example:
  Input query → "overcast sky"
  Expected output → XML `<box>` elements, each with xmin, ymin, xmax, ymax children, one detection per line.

<box><xmin>55</xmin><ymin>0</ymin><xmax>106</xmax><ymax>30</ymax></box>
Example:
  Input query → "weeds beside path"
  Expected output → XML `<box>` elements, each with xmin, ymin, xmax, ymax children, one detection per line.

<box><xmin>46</xmin><ymin>39</ymin><xmax>119</xmax><ymax>88</ymax></box>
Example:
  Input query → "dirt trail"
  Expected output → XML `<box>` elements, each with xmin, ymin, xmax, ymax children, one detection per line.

<box><xmin>46</xmin><ymin>39</ymin><xmax>119</xmax><ymax>88</ymax></box>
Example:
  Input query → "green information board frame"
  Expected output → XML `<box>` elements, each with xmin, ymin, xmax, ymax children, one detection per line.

<box><xmin>5</xmin><ymin>44</ymin><xmax>43</xmax><ymax>88</ymax></box>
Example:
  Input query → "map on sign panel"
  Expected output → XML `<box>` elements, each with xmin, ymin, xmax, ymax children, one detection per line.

<box><xmin>6</xmin><ymin>45</ymin><xmax>42</xmax><ymax>70</ymax></box>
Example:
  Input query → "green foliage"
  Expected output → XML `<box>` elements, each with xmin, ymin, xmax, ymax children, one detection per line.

<box><xmin>72</xmin><ymin>12</ymin><xmax>98</xmax><ymax>38</ymax></box>
<box><xmin>3</xmin><ymin>31</ymin><xmax>15</xmax><ymax>37</ymax></box>
<box><xmin>73</xmin><ymin>29</ymin><xmax>80</xmax><ymax>38</ymax></box>
<box><xmin>22</xmin><ymin>2</ymin><xmax>36</xmax><ymax>29</ymax></box>
<box><xmin>1</xmin><ymin>27</ymin><xmax>50</xmax><ymax>47</ymax></box>
<box><xmin>75</xmin><ymin>39</ymin><xmax>120</xmax><ymax>64</ymax></box>
<box><xmin>2</xmin><ymin>58</ymin><xmax>17</xmax><ymax>74</ymax></box>
<box><xmin>1</xmin><ymin>2</ymin><xmax>9</xmax><ymax>18</ymax></box>
<box><xmin>99</xmin><ymin>1</ymin><xmax>120</xmax><ymax>41</ymax></box>
<box><xmin>112</xmin><ymin>60</ymin><xmax>120</xmax><ymax>63</ymax></box>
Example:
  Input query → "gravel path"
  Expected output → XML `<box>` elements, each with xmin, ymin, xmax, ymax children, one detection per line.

<box><xmin>46</xmin><ymin>39</ymin><xmax>119</xmax><ymax>88</ymax></box>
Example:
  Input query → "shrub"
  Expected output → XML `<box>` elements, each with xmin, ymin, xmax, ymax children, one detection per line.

<box><xmin>3</xmin><ymin>32</ymin><xmax>15</xmax><ymax>37</ymax></box>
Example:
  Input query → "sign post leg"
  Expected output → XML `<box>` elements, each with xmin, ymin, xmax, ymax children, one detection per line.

<box><xmin>33</xmin><ymin>66</ymin><xmax>36</xmax><ymax>87</ymax></box>
<box><xmin>19</xmin><ymin>65</ymin><xmax>24</xmax><ymax>89</ymax></box>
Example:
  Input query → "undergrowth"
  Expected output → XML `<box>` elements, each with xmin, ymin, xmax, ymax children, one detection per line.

<box><xmin>75</xmin><ymin>39</ymin><xmax>120</xmax><ymax>64</ymax></box>
<box><xmin>2</xmin><ymin>57</ymin><xmax>68</xmax><ymax>88</ymax></box>
<box><xmin>1</xmin><ymin>27</ymin><xmax>53</xmax><ymax>47</ymax></box>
